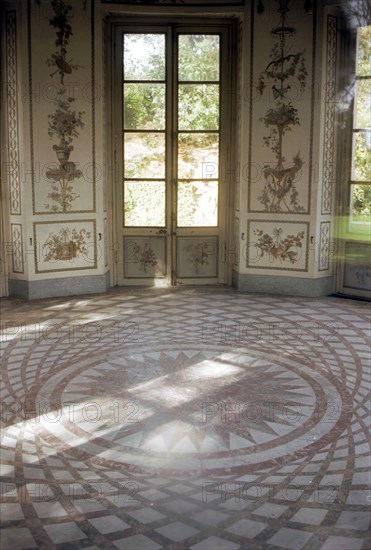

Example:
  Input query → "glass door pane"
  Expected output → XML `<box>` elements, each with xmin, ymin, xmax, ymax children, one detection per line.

<box><xmin>124</xmin><ymin>34</ymin><xmax>165</xmax><ymax>80</ymax></box>
<box><xmin>178</xmin><ymin>35</ymin><xmax>220</xmax><ymax>81</ymax></box>
<box><xmin>123</xmin><ymin>34</ymin><xmax>166</xmax><ymax>228</ymax></box>
<box><xmin>349</xmin><ymin>26</ymin><xmax>371</xmax><ymax>234</ymax></box>
<box><xmin>124</xmin><ymin>181</ymin><xmax>166</xmax><ymax>226</ymax></box>
<box><xmin>124</xmin><ymin>83</ymin><xmax>166</xmax><ymax>130</ymax></box>
<box><xmin>177</xmin><ymin>181</ymin><xmax>218</xmax><ymax>226</ymax></box>
<box><xmin>337</xmin><ymin>24</ymin><xmax>371</xmax><ymax>299</ymax></box>
<box><xmin>177</xmin><ymin>34</ymin><xmax>220</xmax><ymax>228</ymax></box>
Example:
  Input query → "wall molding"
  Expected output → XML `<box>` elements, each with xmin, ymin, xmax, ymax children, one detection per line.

<box><xmin>319</xmin><ymin>220</ymin><xmax>331</xmax><ymax>271</ymax></box>
<box><xmin>11</xmin><ymin>223</ymin><xmax>24</xmax><ymax>273</ymax></box>
<box><xmin>6</xmin><ymin>10</ymin><xmax>21</xmax><ymax>216</ymax></box>
<box><xmin>321</xmin><ymin>14</ymin><xmax>337</xmax><ymax>215</ymax></box>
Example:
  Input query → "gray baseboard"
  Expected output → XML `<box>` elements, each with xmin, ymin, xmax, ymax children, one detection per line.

<box><xmin>232</xmin><ymin>271</ymin><xmax>334</xmax><ymax>297</ymax></box>
<box><xmin>9</xmin><ymin>272</ymin><xmax>110</xmax><ymax>300</ymax></box>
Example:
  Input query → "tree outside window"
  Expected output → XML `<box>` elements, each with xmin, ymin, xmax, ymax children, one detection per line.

<box><xmin>350</xmin><ymin>25</ymin><xmax>371</xmax><ymax>230</ymax></box>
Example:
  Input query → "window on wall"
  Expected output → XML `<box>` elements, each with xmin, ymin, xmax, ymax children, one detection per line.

<box><xmin>349</xmin><ymin>25</ymin><xmax>371</xmax><ymax>232</ymax></box>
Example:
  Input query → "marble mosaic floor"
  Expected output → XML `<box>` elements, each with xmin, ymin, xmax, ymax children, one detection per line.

<box><xmin>1</xmin><ymin>287</ymin><xmax>370</xmax><ymax>550</ymax></box>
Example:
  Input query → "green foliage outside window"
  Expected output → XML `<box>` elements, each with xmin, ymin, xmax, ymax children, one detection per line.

<box><xmin>352</xmin><ymin>185</ymin><xmax>371</xmax><ymax>221</ymax></box>
<box><xmin>123</xmin><ymin>33</ymin><xmax>220</xmax><ymax>227</ymax></box>
<box><xmin>351</xmin><ymin>26</ymin><xmax>371</xmax><ymax>222</ymax></box>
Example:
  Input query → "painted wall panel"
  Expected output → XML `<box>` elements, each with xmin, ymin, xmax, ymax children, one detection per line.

<box><xmin>30</xmin><ymin>0</ymin><xmax>96</xmax><ymax>215</ymax></box>
<box><xmin>248</xmin><ymin>0</ymin><xmax>315</xmax><ymax>215</ymax></box>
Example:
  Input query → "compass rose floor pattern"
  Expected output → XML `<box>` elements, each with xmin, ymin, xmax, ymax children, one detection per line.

<box><xmin>1</xmin><ymin>287</ymin><xmax>370</xmax><ymax>549</ymax></box>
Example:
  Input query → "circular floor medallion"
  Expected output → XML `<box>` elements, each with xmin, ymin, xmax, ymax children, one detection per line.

<box><xmin>32</xmin><ymin>344</ymin><xmax>348</xmax><ymax>475</ymax></box>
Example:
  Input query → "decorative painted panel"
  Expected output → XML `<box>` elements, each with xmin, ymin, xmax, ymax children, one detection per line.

<box><xmin>34</xmin><ymin>220</ymin><xmax>97</xmax><ymax>273</ymax></box>
<box><xmin>31</xmin><ymin>0</ymin><xmax>96</xmax><ymax>214</ymax></box>
<box><xmin>101</xmin><ymin>0</ymin><xmax>245</xmax><ymax>5</ymax></box>
<box><xmin>234</xmin><ymin>19</ymin><xmax>244</xmax><ymax>211</ymax></box>
<box><xmin>343</xmin><ymin>242</ymin><xmax>371</xmax><ymax>292</ymax></box>
<box><xmin>247</xmin><ymin>220</ymin><xmax>309</xmax><ymax>271</ymax></box>
<box><xmin>248</xmin><ymin>0</ymin><xmax>315</xmax><ymax>214</ymax></box>
<box><xmin>124</xmin><ymin>237</ymin><xmax>166</xmax><ymax>278</ymax></box>
<box><xmin>6</xmin><ymin>11</ymin><xmax>21</xmax><ymax>216</ymax></box>
<box><xmin>104</xmin><ymin>218</ymin><xmax>108</xmax><ymax>268</ymax></box>
<box><xmin>319</xmin><ymin>221</ymin><xmax>331</xmax><ymax>271</ymax></box>
<box><xmin>321</xmin><ymin>15</ymin><xmax>337</xmax><ymax>215</ymax></box>
<box><xmin>234</xmin><ymin>218</ymin><xmax>240</xmax><ymax>266</ymax></box>
<box><xmin>177</xmin><ymin>237</ymin><xmax>218</xmax><ymax>278</ymax></box>
<box><xmin>11</xmin><ymin>224</ymin><xmax>24</xmax><ymax>274</ymax></box>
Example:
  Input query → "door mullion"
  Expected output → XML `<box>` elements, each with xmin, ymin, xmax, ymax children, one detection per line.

<box><xmin>170</xmin><ymin>26</ymin><xmax>179</xmax><ymax>285</ymax></box>
<box><xmin>116</xmin><ymin>26</ymin><xmax>124</xmax><ymax>286</ymax></box>
<box><xmin>164</xmin><ymin>25</ymin><xmax>173</xmax><ymax>286</ymax></box>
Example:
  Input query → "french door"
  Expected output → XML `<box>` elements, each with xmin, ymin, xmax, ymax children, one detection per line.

<box><xmin>335</xmin><ymin>23</ymin><xmax>370</xmax><ymax>299</ymax></box>
<box><xmin>113</xmin><ymin>21</ymin><xmax>234</xmax><ymax>286</ymax></box>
